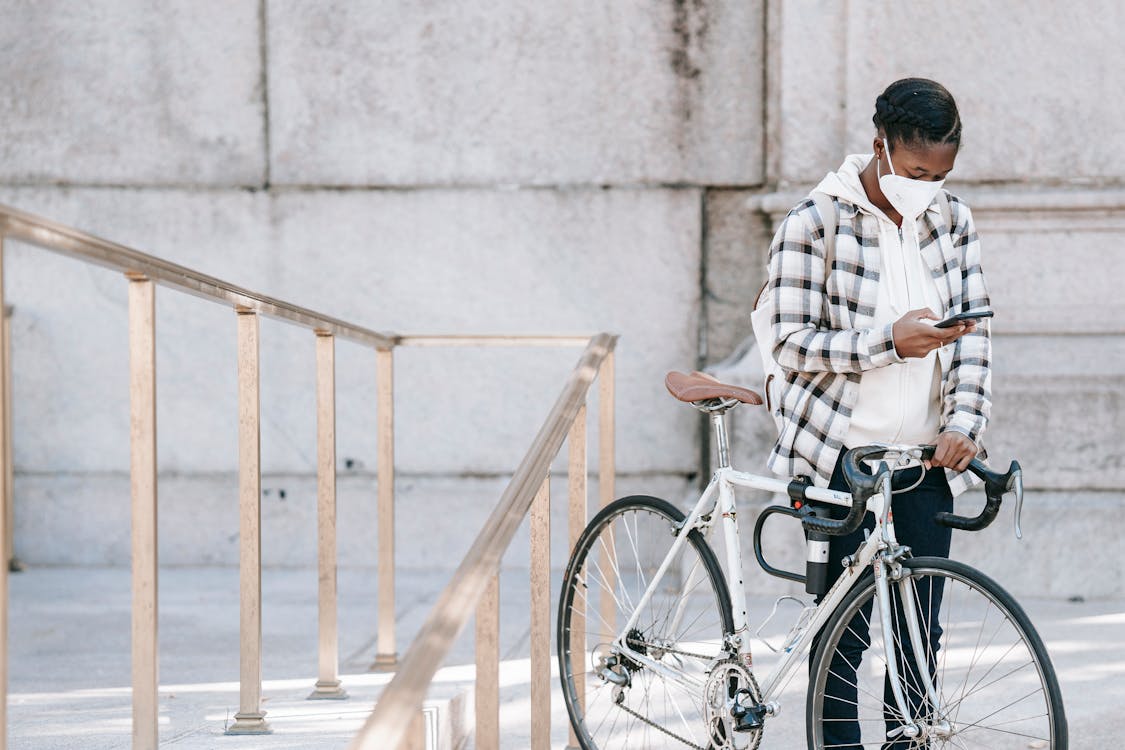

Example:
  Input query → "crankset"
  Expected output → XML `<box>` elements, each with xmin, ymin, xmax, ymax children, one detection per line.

<box><xmin>703</xmin><ymin>660</ymin><xmax>765</xmax><ymax>750</ymax></box>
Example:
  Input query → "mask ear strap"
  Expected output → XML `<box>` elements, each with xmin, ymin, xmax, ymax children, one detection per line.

<box><xmin>882</xmin><ymin>137</ymin><xmax>896</xmax><ymax>176</ymax></box>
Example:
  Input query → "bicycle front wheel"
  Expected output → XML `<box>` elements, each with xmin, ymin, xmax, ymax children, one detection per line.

<box><xmin>558</xmin><ymin>495</ymin><xmax>736</xmax><ymax>750</ymax></box>
<box><xmin>807</xmin><ymin>556</ymin><xmax>1066</xmax><ymax>749</ymax></box>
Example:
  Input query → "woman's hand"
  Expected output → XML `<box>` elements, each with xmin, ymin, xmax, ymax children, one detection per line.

<box><xmin>892</xmin><ymin>308</ymin><xmax>976</xmax><ymax>359</ymax></box>
<box><xmin>927</xmin><ymin>431</ymin><xmax>978</xmax><ymax>472</ymax></box>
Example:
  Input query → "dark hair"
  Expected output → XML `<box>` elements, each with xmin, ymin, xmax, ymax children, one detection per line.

<box><xmin>873</xmin><ymin>78</ymin><xmax>961</xmax><ymax>149</ymax></box>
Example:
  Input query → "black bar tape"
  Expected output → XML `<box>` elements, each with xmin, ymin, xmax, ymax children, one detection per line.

<box><xmin>933</xmin><ymin>459</ymin><xmax>1020</xmax><ymax>532</ymax></box>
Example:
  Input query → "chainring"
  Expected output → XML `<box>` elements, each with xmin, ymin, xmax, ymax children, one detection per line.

<box><xmin>703</xmin><ymin>660</ymin><xmax>764</xmax><ymax>750</ymax></box>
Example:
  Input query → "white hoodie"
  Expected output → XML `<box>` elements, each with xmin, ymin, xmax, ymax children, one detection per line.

<box><xmin>813</xmin><ymin>154</ymin><xmax>943</xmax><ymax>448</ymax></box>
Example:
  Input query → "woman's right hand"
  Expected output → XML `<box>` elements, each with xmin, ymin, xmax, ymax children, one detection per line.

<box><xmin>892</xmin><ymin>308</ymin><xmax>976</xmax><ymax>359</ymax></box>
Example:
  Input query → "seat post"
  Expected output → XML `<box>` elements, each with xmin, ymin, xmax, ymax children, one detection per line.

<box><xmin>711</xmin><ymin>410</ymin><xmax>731</xmax><ymax>469</ymax></box>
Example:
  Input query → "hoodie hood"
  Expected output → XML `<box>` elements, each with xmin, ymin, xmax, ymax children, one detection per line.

<box><xmin>813</xmin><ymin>153</ymin><xmax>884</xmax><ymax>216</ymax></box>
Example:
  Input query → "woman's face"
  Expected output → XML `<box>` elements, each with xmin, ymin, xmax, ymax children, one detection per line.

<box><xmin>874</xmin><ymin>138</ymin><xmax>958</xmax><ymax>182</ymax></box>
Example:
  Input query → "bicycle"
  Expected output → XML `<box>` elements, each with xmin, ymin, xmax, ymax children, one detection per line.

<box><xmin>557</xmin><ymin>370</ymin><xmax>1066</xmax><ymax>749</ymax></box>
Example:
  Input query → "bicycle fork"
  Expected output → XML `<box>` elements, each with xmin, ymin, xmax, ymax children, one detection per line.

<box><xmin>875</xmin><ymin>554</ymin><xmax>951</xmax><ymax>743</ymax></box>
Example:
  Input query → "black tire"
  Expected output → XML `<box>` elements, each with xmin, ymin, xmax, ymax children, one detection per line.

<box><xmin>806</xmin><ymin>556</ymin><xmax>1066</xmax><ymax>749</ymax></box>
<box><xmin>558</xmin><ymin>495</ymin><xmax>736</xmax><ymax>749</ymax></box>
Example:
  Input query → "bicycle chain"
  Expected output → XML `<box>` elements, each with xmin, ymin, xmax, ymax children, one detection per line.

<box><xmin>614</xmin><ymin>698</ymin><xmax>706</xmax><ymax>750</ymax></box>
<box><xmin>608</xmin><ymin>649</ymin><xmax>763</xmax><ymax>750</ymax></box>
<box><xmin>625</xmin><ymin>635</ymin><xmax>722</xmax><ymax>663</ymax></box>
<box><xmin>610</xmin><ymin>636</ymin><xmax>710</xmax><ymax>747</ymax></box>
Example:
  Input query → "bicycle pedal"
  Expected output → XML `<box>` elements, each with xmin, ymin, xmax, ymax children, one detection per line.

<box><xmin>731</xmin><ymin>703</ymin><xmax>766</xmax><ymax>732</ymax></box>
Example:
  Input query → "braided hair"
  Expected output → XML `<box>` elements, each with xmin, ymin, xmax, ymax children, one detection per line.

<box><xmin>873</xmin><ymin>78</ymin><xmax>961</xmax><ymax>150</ymax></box>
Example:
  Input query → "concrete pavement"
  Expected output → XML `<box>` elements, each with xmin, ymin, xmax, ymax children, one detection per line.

<box><xmin>6</xmin><ymin>566</ymin><xmax>1123</xmax><ymax>748</ymax></box>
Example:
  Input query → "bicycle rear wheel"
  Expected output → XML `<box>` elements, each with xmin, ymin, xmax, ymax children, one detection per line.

<box><xmin>807</xmin><ymin>556</ymin><xmax>1066</xmax><ymax>749</ymax></box>
<box><xmin>558</xmin><ymin>496</ymin><xmax>736</xmax><ymax>749</ymax></box>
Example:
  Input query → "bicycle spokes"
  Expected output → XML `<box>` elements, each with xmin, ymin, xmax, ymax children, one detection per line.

<box><xmin>810</xmin><ymin>559</ymin><xmax>1063</xmax><ymax>749</ymax></box>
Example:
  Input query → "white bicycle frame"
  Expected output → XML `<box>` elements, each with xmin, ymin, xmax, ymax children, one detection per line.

<box><xmin>608</xmin><ymin>410</ymin><xmax>944</xmax><ymax>731</ymax></box>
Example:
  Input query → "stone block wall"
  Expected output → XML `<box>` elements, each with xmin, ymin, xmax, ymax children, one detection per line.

<box><xmin>1</xmin><ymin>1</ymin><xmax>1121</xmax><ymax>597</ymax></box>
<box><xmin>0</xmin><ymin>0</ymin><xmax>756</xmax><ymax>574</ymax></box>
<box><xmin>722</xmin><ymin>0</ymin><xmax>1125</xmax><ymax>599</ymax></box>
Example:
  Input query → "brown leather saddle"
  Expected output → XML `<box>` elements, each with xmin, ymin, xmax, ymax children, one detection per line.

<box><xmin>664</xmin><ymin>370</ymin><xmax>763</xmax><ymax>406</ymax></box>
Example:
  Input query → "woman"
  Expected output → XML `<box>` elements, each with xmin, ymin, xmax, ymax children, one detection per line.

<box><xmin>765</xmin><ymin>78</ymin><xmax>992</xmax><ymax>748</ymax></box>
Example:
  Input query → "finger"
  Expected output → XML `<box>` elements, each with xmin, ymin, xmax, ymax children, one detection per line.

<box><xmin>936</xmin><ymin>325</ymin><xmax>969</xmax><ymax>343</ymax></box>
<box><xmin>947</xmin><ymin>326</ymin><xmax>975</xmax><ymax>342</ymax></box>
<box><xmin>920</xmin><ymin>326</ymin><xmax>953</xmax><ymax>344</ymax></box>
<box><xmin>942</xmin><ymin>433</ymin><xmax>973</xmax><ymax>470</ymax></box>
<box><xmin>915</xmin><ymin>308</ymin><xmax>940</xmax><ymax>321</ymax></box>
<box><xmin>932</xmin><ymin>440</ymin><xmax>950</xmax><ymax>468</ymax></box>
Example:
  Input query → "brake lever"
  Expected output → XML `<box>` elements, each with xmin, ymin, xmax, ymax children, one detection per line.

<box><xmin>1010</xmin><ymin>468</ymin><xmax>1024</xmax><ymax>540</ymax></box>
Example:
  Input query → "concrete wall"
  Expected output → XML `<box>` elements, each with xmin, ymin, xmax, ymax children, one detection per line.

<box><xmin>0</xmin><ymin>0</ymin><xmax>760</xmax><ymax>575</ymax></box>
<box><xmin>1</xmin><ymin>1</ymin><xmax>1122</xmax><ymax>597</ymax></box>
<box><xmin>720</xmin><ymin>0</ymin><xmax>1125</xmax><ymax>600</ymax></box>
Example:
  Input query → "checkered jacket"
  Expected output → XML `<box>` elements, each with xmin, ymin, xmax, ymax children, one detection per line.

<box><xmin>766</xmin><ymin>191</ymin><xmax>992</xmax><ymax>497</ymax></box>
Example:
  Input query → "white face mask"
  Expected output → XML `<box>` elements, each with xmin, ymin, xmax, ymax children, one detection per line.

<box><xmin>877</xmin><ymin>138</ymin><xmax>944</xmax><ymax>220</ymax></box>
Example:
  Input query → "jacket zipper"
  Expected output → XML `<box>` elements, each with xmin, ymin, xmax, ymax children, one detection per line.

<box><xmin>892</xmin><ymin>222</ymin><xmax>907</xmax><ymax>442</ymax></box>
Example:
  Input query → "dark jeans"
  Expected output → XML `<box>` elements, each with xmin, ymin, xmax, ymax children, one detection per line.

<box><xmin>809</xmin><ymin>449</ymin><xmax>953</xmax><ymax>750</ymax></box>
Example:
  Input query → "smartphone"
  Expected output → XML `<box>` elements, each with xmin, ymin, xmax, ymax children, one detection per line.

<box><xmin>934</xmin><ymin>310</ymin><xmax>994</xmax><ymax>329</ymax></box>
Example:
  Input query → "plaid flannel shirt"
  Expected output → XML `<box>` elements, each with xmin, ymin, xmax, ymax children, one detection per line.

<box><xmin>766</xmin><ymin>191</ymin><xmax>992</xmax><ymax>497</ymax></box>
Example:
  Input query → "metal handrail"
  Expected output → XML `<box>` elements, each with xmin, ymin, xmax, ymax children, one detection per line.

<box><xmin>0</xmin><ymin>201</ymin><xmax>619</xmax><ymax>749</ymax></box>
<box><xmin>0</xmin><ymin>202</ymin><xmax>397</xmax><ymax>348</ymax></box>
<box><xmin>347</xmin><ymin>332</ymin><xmax>616</xmax><ymax>750</ymax></box>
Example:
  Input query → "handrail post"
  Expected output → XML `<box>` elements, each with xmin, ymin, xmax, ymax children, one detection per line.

<box><xmin>0</xmin><ymin>239</ymin><xmax>8</xmax><ymax>750</ymax></box>
<box><xmin>404</xmin><ymin>710</ymin><xmax>426</xmax><ymax>750</ymax></box>
<box><xmin>3</xmin><ymin>304</ymin><xmax>17</xmax><ymax>574</ymax></box>
<box><xmin>566</xmin><ymin>404</ymin><xmax>587</xmax><ymax>750</ymax></box>
<box><xmin>598</xmin><ymin>350</ymin><xmax>617</xmax><ymax>649</ymax></box>
<box><xmin>310</xmin><ymin>332</ymin><xmax>348</xmax><ymax>700</ymax></box>
<box><xmin>475</xmin><ymin>570</ymin><xmax>500</xmax><ymax>750</ymax></box>
<box><xmin>530</xmin><ymin>474</ymin><xmax>551</xmax><ymax>750</ymax></box>
<box><xmin>126</xmin><ymin>273</ymin><xmax>159</xmax><ymax>750</ymax></box>
<box><xmin>346</xmin><ymin>335</ymin><xmax>614</xmax><ymax>749</ymax></box>
<box><xmin>372</xmin><ymin>347</ymin><xmax>397</xmax><ymax>671</ymax></box>
<box><xmin>227</xmin><ymin>308</ymin><xmax>271</xmax><ymax>734</ymax></box>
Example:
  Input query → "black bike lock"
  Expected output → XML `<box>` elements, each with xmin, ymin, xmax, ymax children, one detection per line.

<box><xmin>804</xmin><ymin>509</ymin><xmax>830</xmax><ymax>596</ymax></box>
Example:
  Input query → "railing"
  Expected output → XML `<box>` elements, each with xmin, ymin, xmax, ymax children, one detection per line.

<box><xmin>2</xmin><ymin>305</ymin><xmax>13</xmax><ymax>574</ymax></box>
<box><xmin>349</xmin><ymin>333</ymin><xmax>616</xmax><ymax>750</ymax></box>
<box><xmin>0</xmin><ymin>202</ymin><xmax>617</xmax><ymax>749</ymax></box>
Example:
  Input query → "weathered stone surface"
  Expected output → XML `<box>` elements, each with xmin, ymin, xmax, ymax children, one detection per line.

<box><xmin>267</xmin><ymin>1</ymin><xmax>764</xmax><ymax>186</ymax></box>
<box><xmin>989</xmin><ymin>375</ymin><xmax>1125</xmax><ymax>490</ymax></box>
<box><xmin>0</xmin><ymin>187</ymin><xmax>270</xmax><ymax>475</ymax></box>
<box><xmin>993</xmin><ymin>334</ymin><xmax>1125</xmax><ymax>378</ymax></box>
<box><xmin>0</xmin><ymin>1</ymin><xmax>264</xmax><ymax>185</ymax></box>
<box><xmin>770</xmin><ymin>0</ymin><xmax>850</xmax><ymax>185</ymax></box>
<box><xmin>774</xmin><ymin>1</ymin><xmax>1125</xmax><ymax>185</ymax></box>
<box><xmin>265</xmin><ymin>187</ymin><xmax>703</xmax><ymax>474</ymax></box>
<box><xmin>703</xmin><ymin>189</ymin><xmax>771</xmax><ymax>365</ymax></box>
<box><xmin>971</xmin><ymin>217</ymin><xmax>1125</xmax><ymax>336</ymax></box>
<box><xmin>1</xmin><ymin>186</ymin><xmax>701</xmax><ymax>477</ymax></box>
<box><xmin>1</xmin><ymin>1</ymin><xmax>1121</xmax><ymax>609</ymax></box>
<box><xmin>953</xmin><ymin>491</ymin><xmax>1125</xmax><ymax>599</ymax></box>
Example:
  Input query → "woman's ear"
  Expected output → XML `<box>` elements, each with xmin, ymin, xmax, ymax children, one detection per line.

<box><xmin>872</xmin><ymin>137</ymin><xmax>884</xmax><ymax>161</ymax></box>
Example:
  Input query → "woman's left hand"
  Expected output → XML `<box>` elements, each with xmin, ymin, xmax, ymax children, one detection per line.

<box><xmin>926</xmin><ymin>431</ymin><xmax>977</xmax><ymax>472</ymax></box>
